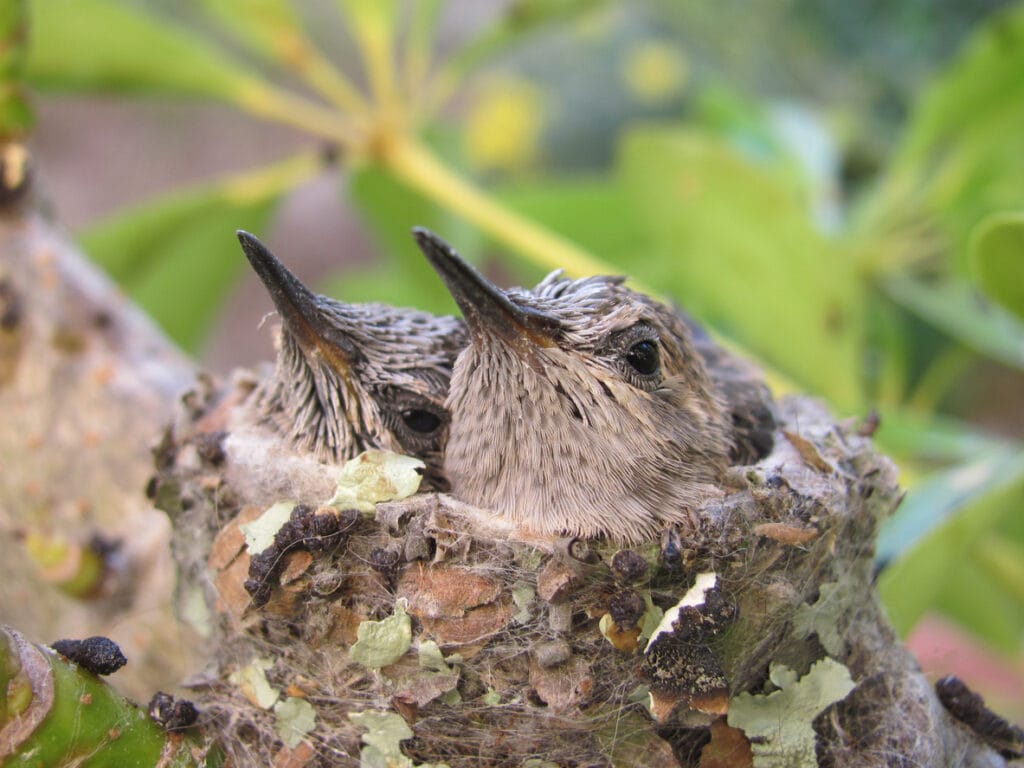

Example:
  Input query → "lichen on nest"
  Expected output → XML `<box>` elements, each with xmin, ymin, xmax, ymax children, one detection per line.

<box><xmin>152</xmin><ymin>371</ymin><xmax>997</xmax><ymax>767</ymax></box>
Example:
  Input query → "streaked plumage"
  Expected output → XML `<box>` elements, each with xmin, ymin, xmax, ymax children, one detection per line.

<box><xmin>237</xmin><ymin>231</ymin><xmax>466</xmax><ymax>486</ymax></box>
<box><xmin>414</xmin><ymin>228</ymin><xmax>735</xmax><ymax>542</ymax></box>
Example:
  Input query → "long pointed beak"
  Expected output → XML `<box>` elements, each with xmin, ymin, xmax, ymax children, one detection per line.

<box><xmin>237</xmin><ymin>230</ymin><xmax>358</xmax><ymax>370</ymax></box>
<box><xmin>412</xmin><ymin>227</ymin><xmax>560</xmax><ymax>350</ymax></box>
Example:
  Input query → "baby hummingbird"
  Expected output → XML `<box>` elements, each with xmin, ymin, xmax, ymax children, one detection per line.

<box><xmin>236</xmin><ymin>231</ymin><xmax>466</xmax><ymax>486</ymax></box>
<box><xmin>413</xmin><ymin>228</ymin><xmax>733</xmax><ymax>543</ymax></box>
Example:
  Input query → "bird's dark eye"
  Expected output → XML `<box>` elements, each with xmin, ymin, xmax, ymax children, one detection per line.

<box><xmin>401</xmin><ymin>409</ymin><xmax>442</xmax><ymax>434</ymax></box>
<box><xmin>625</xmin><ymin>340</ymin><xmax>660</xmax><ymax>375</ymax></box>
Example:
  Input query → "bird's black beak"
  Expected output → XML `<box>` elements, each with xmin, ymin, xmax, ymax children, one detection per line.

<box><xmin>237</xmin><ymin>230</ymin><xmax>358</xmax><ymax>372</ymax></box>
<box><xmin>412</xmin><ymin>227</ymin><xmax>560</xmax><ymax>351</ymax></box>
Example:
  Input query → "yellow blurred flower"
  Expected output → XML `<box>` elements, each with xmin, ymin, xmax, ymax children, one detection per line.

<box><xmin>622</xmin><ymin>41</ymin><xmax>689</xmax><ymax>105</ymax></box>
<box><xmin>464</xmin><ymin>77</ymin><xmax>545</xmax><ymax>173</ymax></box>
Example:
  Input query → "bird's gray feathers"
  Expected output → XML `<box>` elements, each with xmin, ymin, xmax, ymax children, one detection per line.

<box><xmin>235</xmin><ymin>232</ymin><xmax>466</xmax><ymax>486</ymax></box>
<box><xmin>254</xmin><ymin>299</ymin><xmax>465</xmax><ymax>466</ymax></box>
<box><xmin>439</xmin><ymin>265</ymin><xmax>735</xmax><ymax>543</ymax></box>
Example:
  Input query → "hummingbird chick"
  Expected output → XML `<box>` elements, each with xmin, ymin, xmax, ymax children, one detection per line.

<box><xmin>680</xmin><ymin>313</ymin><xmax>777</xmax><ymax>465</ymax></box>
<box><xmin>236</xmin><ymin>231</ymin><xmax>466</xmax><ymax>486</ymax></box>
<box><xmin>413</xmin><ymin>228</ymin><xmax>734</xmax><ymax>544</ymax></box>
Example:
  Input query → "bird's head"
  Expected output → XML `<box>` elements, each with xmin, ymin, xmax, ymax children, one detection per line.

<box><xmin>237</xmin><ymin>231</ymin><xmax>465</xmax><ymax>485</ymax></box>
<box><xmin>414</xmin><ymin>228</ymin><xmax>731</xmax><ymax>542</ymax></box>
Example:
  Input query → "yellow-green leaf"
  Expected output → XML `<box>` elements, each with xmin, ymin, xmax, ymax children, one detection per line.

<box><xmin>26</xmin><ymin>0</ymin><xmax>261</xmax><ymax>100</ymax></box>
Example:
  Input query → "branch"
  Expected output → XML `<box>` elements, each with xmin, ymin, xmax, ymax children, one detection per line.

<box><xmin>0</xmin><ymin>191</ymin><xmax>200</xmax><ymax>700</ymax></box>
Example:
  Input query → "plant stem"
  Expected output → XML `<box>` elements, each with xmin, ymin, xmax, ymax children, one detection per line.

<box><xmin>403</xmin><ymin>0</ymin><xmax>442</xmax><ymax>103</ymax></box>
<box><xmin>290</xmin><ymin>43</ymin><xmax>370</xmax><ymax>115</ymax></box>
<box><xmin>381</xmin><ymin>135</ymin><xmax>620</xmax><ymax>278</ymax></box>
<box><xmin>235</xmin><ymin>80</ymin><xmax>359</xmax><ymax>147</ymax></box>
<box><xmin>219</xmin><ymin>151</ymin><xmax>324</xmax><ymax>204</ymax></box>
<box><xmin>341</xmin><ymin>1</ymin><xmax>399</xmax><ymax>114</ymax></box>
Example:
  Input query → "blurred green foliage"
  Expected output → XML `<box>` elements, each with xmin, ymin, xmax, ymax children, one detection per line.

<box><xmin>15</xmin><ymin>0</ymin><xmax>1024</xmax><ymax>656</ymax></box>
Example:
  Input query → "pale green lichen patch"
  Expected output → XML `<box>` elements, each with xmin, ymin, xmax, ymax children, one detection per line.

<box><xmin>511</xmin><ymin>580</ymin><xmax>536</xmax><ymax>624</ymax></box>
<box><xmin>728</xmin><ymin>658</ymin><xmax>856</xmax><ymax>768</ymax></box>
<box><xmin>792</xmin><ymin>581</ymin><xmax>852</xmax><ymax>656</ymax></box>
<box><xmin>240</xmin><ymin>501</ymin><xmax>295</xmax><ymax>556</ymax></box>
<box><xmin>482</xmin><ymin>688</ymin><xmax>501</xmax><ymax>706</ymax></box>
<box><xmin>327</xmin><ymin>450</ymin><xmax>425</xmax><ymax>513</ymax></box>
<box><xmin>350</xmin><ymin>601</ymin><xmax>412</xmax><ymax>669</ymax></box>
<box><xmin>418</xmin><ymin>640</ymin><xmax>459</xmax><ymax>673</ymax></box>
<box><xmin>181</xmin><ymin>584</ymin><xmax>212</xmax><ymax>638</ymax></box>
<box><xmin>229</xmin><ymin>657</ymin><xmax>280</xmax><ymax>709</ymax></box>
<box><xmin>349</xmin><ymin>710</ymin><xmax>451</xmax><ymax>768</ymax></box>
<box><xmin>638</xmin><ymin>593</ymin><xmax>664</xmax><ymax>645</ymax></box>
<box><xmin>273</xmin><ymin>696</ymin><xmax>316</xmax><ymax>749</ymax></box>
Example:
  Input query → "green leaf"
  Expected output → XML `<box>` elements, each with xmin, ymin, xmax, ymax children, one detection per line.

<box><xmin>877</xmin><ymin>448</ymin><xmax>1024</xmax><ymax>638</ymax></box>
<box><xmin>195</xmin><ymin>0</ymin><xmax>299</xmax><ymax>56</ymax></box>
<box><xmin>80</xmin><ymin>188</ymin><xmax>276</xmax><ymax>352</ymax></box>
<box><xmin>877</xmin><ymin>447</ymin><xmax>1024</xmax><ymax>565</ymax></box>
<box><xmin>897</xmin><ymin>5</ymin><xmax>1024</xmax><ymax>173</ymax></box>
<box><xmin>26</xmin><ymin>0</ymin><xmax>261</xmax><ymax>100</ymax></box>
<box><xmin>975</xmin><ymin>533</ymin><xmax>1024</xmax><ymax>605</ymax></box>
<box><xmin>1</xmin><ymin>0</ymin><xmax>32</xmax><ymax>138</ymax></box>
<box><xmin>80</xmin><ymin>153</ymin><xmax>315</xmax><ymax>351</ymax></box>
<box><xmin>619</xmin><ymin>126</ymin><xmax>865</xmax><ymax>409</ymax></box>
<box><xmin>970</xmin><ymin>211</ymin><xmax>1024</xmax><ymax>321</ymax></box>
<box><xmin>1</xmin><ymin>626</ymin><xmax>211</xmax><ymax>766</ymax></box>
<box><xmin>873</xmin><ymin>408</ymin><xmax>1010</xmax><ymax>466</ymax></box>
<box><xmin>867</xmin><ymin>5</ymin><xmax>1024</xmax><ymax>275</ymax></box>
<box><xmin>934</xmin><ymin>551</ymin><xmax>1024</xmax><ymax>655</ymax></box>
<box><xmin>881</xmin><ymin>275</ymin><xmax>1024</xmax><ymax>370</ymax></box>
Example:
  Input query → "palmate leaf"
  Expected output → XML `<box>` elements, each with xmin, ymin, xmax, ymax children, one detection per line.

<box><xmin>866</xmin><ymin>4</ymin><xmax>1024</xmax><ymax>276</ymax></box>
<box><xmin>25</xmin><ymin>0</ymin><xmax>260</xmax><ymax>100</ymax></box>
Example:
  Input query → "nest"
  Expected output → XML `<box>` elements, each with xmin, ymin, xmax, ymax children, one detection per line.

<box><xmin>150</xmin><ymin>370</ymin><xmax>1004</xmax><ymax>767</ymax></box>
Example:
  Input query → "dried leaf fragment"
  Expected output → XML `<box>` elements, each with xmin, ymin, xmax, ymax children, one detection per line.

<box><xmin>699</xmin><ymin>719</ymin><xmax>753</xmax><ymax>768</ymax></box>
<box><xmin>753</xmin><ymin>522</ymin><xmax>818</xmax><ymax>546</ymax></box>
<box><xmin>419</xmin><ymin>602</ymin><xmax>514</xmax><ymax>646</ymax></box>
<box><xmin>209</xmin><ymin>506</ymin><xmax>262</xmax><ymax>570</ymax></box>
<box><xmin>782</xmin><ymin>431</ymin><xmax>834</xmax><ymax>473</ymax></box>
<box><xmin>397</xmin><ymin>565</ymin><xmax>501</xmax><ymax>618</ymax></box>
